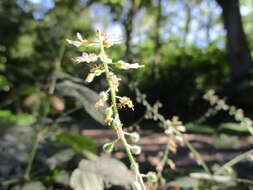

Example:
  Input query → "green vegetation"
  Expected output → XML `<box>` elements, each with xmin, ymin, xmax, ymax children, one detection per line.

<box><xmin>0</xmin><ymin>0</ymin><xmax>253</xmax><ymax>190</ymax></box>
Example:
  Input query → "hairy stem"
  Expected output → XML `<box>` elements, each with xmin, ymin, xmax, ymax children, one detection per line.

<box><xmin>98</xmin><ymin>31</ymin><xmax>146</xmax><ymax>190</ymax></box>
<box><xmin>177</xmin><ymin>131</ymin><xmax>211</xmax><ymax>175</ymax></box>
<box><xmin>136</xmin><ymin>88</ymin><xmax>211</xmax><ymax>176</ymax></box>
<box><xmin>157</xmin><ymin>138</ymin><xmax>170</xmax><ymax>181</ymax></box>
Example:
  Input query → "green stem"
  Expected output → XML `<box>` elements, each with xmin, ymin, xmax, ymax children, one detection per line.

<box><xmin>235</xmin><ymin>178</ymin><xmax>253</xmax><ymax>185</ymax></box>
<box><xmin>119</xmin><ymin>128</ymin><xmax>146</xmax><ymax>189</ymax></box>
<box><xmin>157</xmin><ymin>138</ymin><xmax>170</xmax><ymax>181</ymax></box>
<box><xmin>98</xmin><ymin>31</ymin><xmax>146</xmax><ymax>190</ymax></box>
<box><xmin>24</xmin><ymin>131</ymin><xmax>42</xmax><ymax>180</ymax></box>
<box><xmin>1</xmin><ymin>178</ymin><xmax>19</xmax><ymax>186</ymax></box>
<box><xmin>178</xmin><ymin>131</ymin><xmax>211</xmax><ymax>175</ymax></box>
<box><xmin>215</xmin><ymin>149</ymin><xmax>253</xmax><ymax>174</ymax></box>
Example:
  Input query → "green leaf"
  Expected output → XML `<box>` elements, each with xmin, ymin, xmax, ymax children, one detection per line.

<box><xmin>57</xmin><ymin>132</ymin><xmax>96</xmax><ymax>154</ymax></box>
<box><xmin>185</xmin><ymin>123</ymin><xmax>215</xmax><ymax>134</ymax></box>
<box><xmin>219</xmin><ymin>122</ymin><xmax>250</xmax><ymax>134</ymax></box>
<box><xmin>77</xmin><ymin>156</ymin><xmax>134</xmax><ymax>187</ymax></box>
<box><xmin>56</xmin><ymin>80</ymin><xmax>107</xmax><ymax>125</ymax></box>
<box><xmin>168</xmin><ymin>176</ymin><xmax>199</xmax><ymax>189</ymax></box>
<box><xmin>16</xmin><ymin>113</ymin><xmax>35</xmax><ymax>126</ymax></box>
<box><xmin>213</xmin><ymin>134</ymin><xmax>239</xmax><ymax>149</ymax></box>
<box><xmin>0</xmin><ymin>110</ymin><xmax>34</xmax><ymax>127</ymax></box>
<box><xmin>0</xmin><ymin>110</ymin><xmax>16</xmax><ymax>122</ymax></box>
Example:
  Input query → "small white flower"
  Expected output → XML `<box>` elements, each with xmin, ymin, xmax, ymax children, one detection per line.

<box><xmin>67</xmin><ymin>32</ymin><xmax>98</xmax><ymax>48</ymax></box>
<box><xmin>76</xmin><ymin>32</ymin><xmax>83</xmax><ymax>41</ymax></box>
<box><xmin>99</xmin><ymin>53</ymin><xmax>112</xmax><ymax>63</ymax></box>
<box><xmin>85</xmin><ymin>73</ymin><xmax>96</xmax><ymax>83</ymax></box>
<box><xmin>165</xmin><ymin>128</ymin><xmax>173</xmax><ymax>135</ymax></box>
<box><xmin>177</xmin><ymin>125</ymin><xmax>186</xmax><ymax>132</ymax></box>
<box><xmin>73</xmin><ymin>52</ymin><xmax>98</xmax><ymax>63</ymax></box>
<box><xmin>117</xmin><ymin>60</ymin><xmax>144</xmax><ymax>70</ymax></box>
<box><xmin>85</xmin><ymin>65</ymin><xmax>105</xmax><ymax>83</ymax></box>
<box><xmin>66</xmin><ymin>39</ymin><xmax>82</xmax><ymax>47</ymax></box>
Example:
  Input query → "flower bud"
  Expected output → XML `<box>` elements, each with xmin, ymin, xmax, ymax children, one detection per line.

<box><xmin>131</xmin><ymin>145</ymin><xmax>141</xmax><ymax>155</ymax></box>
<box><xmin>177</xmin><ymin>125</ymin><xmax>186</xmax><ymax>132</ymax></box>
<box><xmin>103</xmin><ymin>142</ymin><xmax>114</xmax><ymax>153</ymax></box>
<box><xmin>147</xmin><ymin>172</ymin><xmax>158</xmax><ymax>183</ymax></box>
<box><xmin>76</xmin><ymin>32</ymin><xmax>83</xmax><ymax>41</ymax></box>
<box><xmin>167</xmin><ymin>159</ymin><xmax>176</xmax><ymax>170</ymax></box>
<box><xmin>129</xmin><ymin>132</ymin><xmax>140</xmax><ymax>142</ymax></box>
<box><xmin>165</xmin><ymin>128</ymin><xmax>173</xmax><ymax>135</ymax></box>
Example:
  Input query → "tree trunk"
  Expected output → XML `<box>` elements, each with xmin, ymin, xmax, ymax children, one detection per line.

<box><xmin>183</xmin><ymin>0</ymin><xmax>191</xmax><ymax>46</ymax></box>
<box><xmin>206</xmin><ymin>0</ymin><xmax>212</xmax><ymax>44</ymax></box>
<box><xmin>123</xmin><ymin>0</ymin><xmax>136</xmax><ymax>62</ymax></box>
<box><xmin>216</xmin><ymin>0</ymin><xmax>252</xmax><ymax>83</ymax></box>
<box><xmin>154</xmin><ymin>0</ymin><xmax>161</xmax><ymax>65</ymax></box>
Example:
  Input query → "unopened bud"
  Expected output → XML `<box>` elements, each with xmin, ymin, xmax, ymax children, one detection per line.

<box><xmin>103</xmin><ymin>142</ymin><xmax>114</xmax><ymax>153</ymax></box>
<box><xmin>131</xmin><ymin>145</ymin><xmax>141</xmax><ymax>155</ymax></box>
<box><xmin>130</xmin><ymin>132</ymin><xmax>140</xmax><ymax>142</ymax></box>
<box><xmin>147</xmin><ymin>172</ymin><xmax>158</xmax><ymax>183</ymax></box>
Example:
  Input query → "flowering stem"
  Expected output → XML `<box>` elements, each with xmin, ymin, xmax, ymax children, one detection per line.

<box><xmin>135</xmin><ymin>88</ymin><xmax>212</xmax><ymax>176</ymax></box>
<box><xmin>98</xmin><ymin>31</ymin><xmax>146</xmax><ymax>190</ymax></box>
<box><xmin>157</xmin><ymin>138</ymin><xmax>170</xmax><ymax>181</ymax></box>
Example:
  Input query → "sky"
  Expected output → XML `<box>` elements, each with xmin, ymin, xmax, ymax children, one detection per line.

<box><xmin>16</xmin><ymin>0</ymin><xmax>252</xmax><ymax>48</ymax></box>
<box><xmin>17</xmin><ymin>0</ymin><xmax>54</xmax><ymax>20</ymax></box>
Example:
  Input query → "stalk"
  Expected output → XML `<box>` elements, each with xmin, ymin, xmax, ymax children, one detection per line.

<box><xmin>136</xmin><ymin>88</ymin><xmax>212</xmax><ymax>176</ymax></box>
<box><xmin>98</xmin><ymin>31</ymin><xmax>146</xmax><ymax>190</ymax></box>
<box><xmin>215</xmin><ymin>149</ymin><xmax>253</xmax><ymax>174</ymax></box>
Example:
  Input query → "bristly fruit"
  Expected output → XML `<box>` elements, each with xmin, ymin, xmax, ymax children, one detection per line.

<box><xmin>103</xmin><ymin>142</ymin><xmax>114</xmax><ymax>153</ymax></box>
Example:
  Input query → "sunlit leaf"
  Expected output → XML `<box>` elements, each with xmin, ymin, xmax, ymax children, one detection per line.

<box><xmin>77</xmin><ymin>156</ymin><xmax>134</xmax><ymax>187</ymax></box>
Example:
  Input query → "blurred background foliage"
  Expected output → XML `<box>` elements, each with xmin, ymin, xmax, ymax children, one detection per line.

<box><xmin>1</xmin><ymin>0</ymin><xmax>253</xmax><ymax>189</ymax></box>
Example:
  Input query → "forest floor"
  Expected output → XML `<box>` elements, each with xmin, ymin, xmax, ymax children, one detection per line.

<box><xmin>82</xmin><ymin>129</ymin><xmax>253</xmax><ymax>179</ymax></box>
